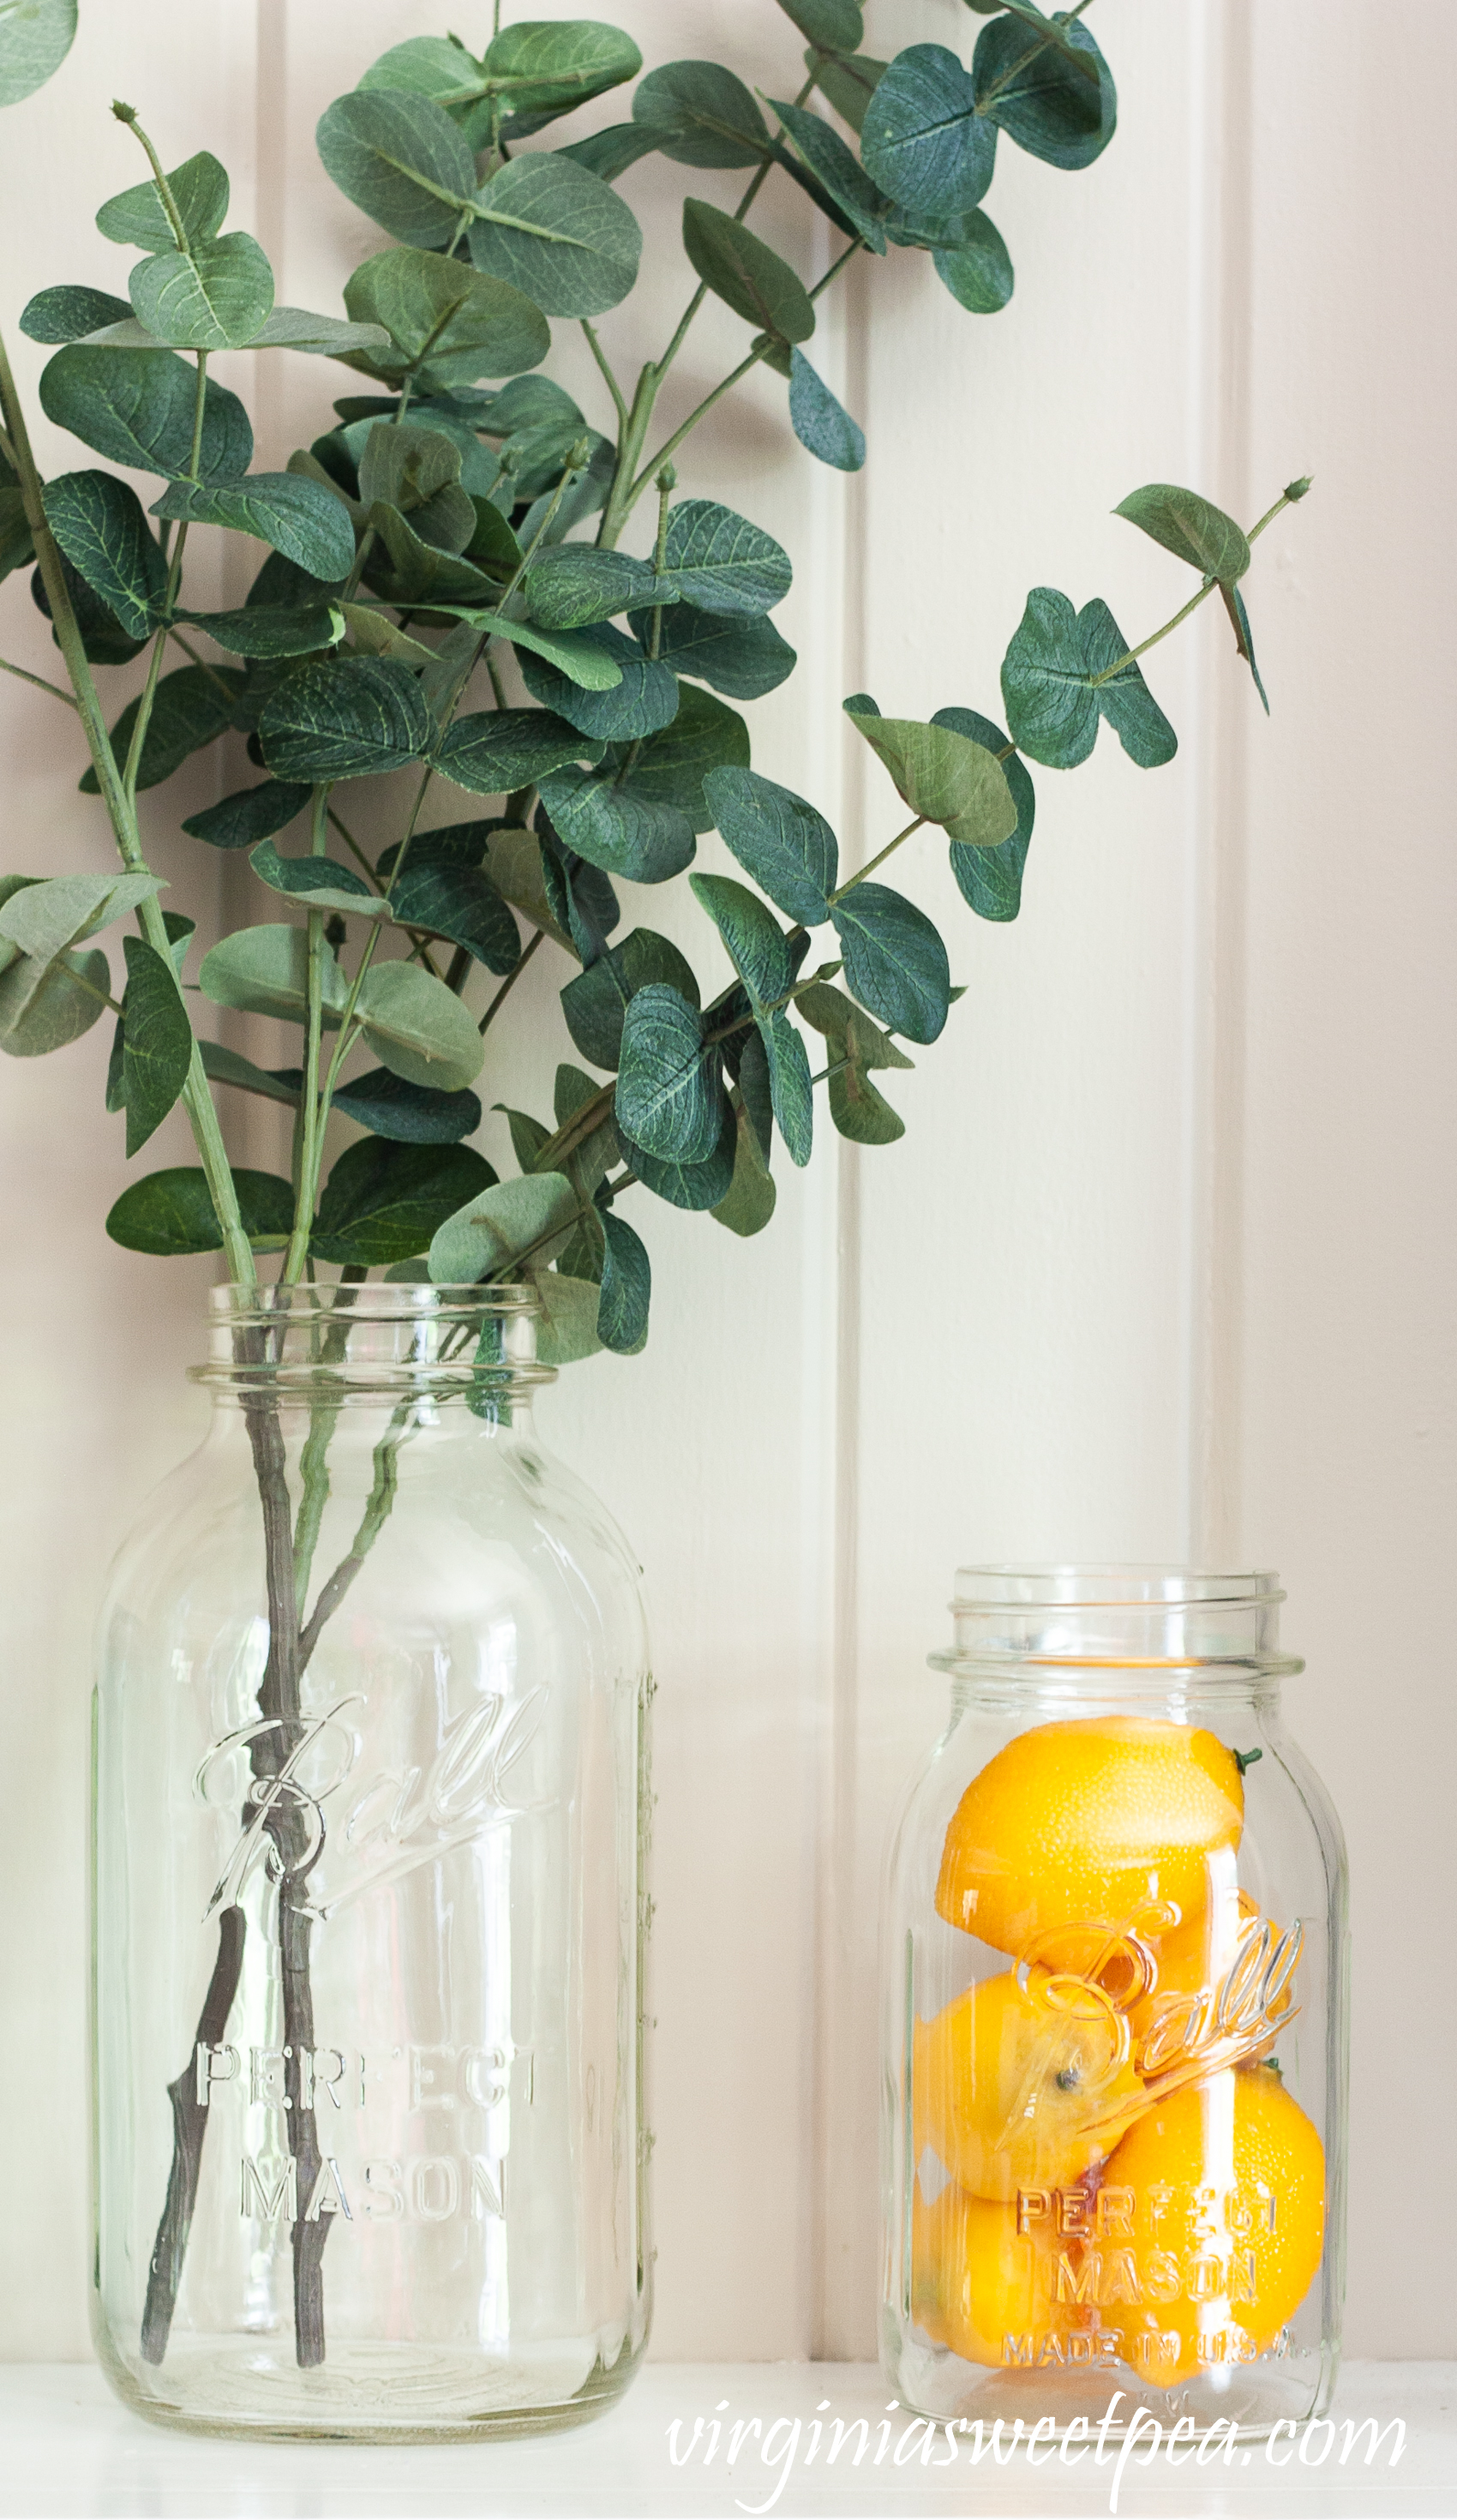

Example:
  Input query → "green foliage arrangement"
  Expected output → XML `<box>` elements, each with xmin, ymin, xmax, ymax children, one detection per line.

<box><xmin>0</xmin><ymin>0</ymin><xmax>1308</xmax><ymax>1363</ymax></box>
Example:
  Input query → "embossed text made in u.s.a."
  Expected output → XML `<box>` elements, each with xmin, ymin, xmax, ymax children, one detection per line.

<box><xmin>192</xmin><ymin>1685</ymin><xmax>549</xmax><ymax>1922</ymax></box>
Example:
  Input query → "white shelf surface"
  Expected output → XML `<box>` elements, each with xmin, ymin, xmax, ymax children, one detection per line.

<box><xmin>1</xmin><ymin>2362</ymin><xmax>1452</xmax><ymax>2520</ymax></box>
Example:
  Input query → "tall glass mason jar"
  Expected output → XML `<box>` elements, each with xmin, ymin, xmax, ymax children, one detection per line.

<box><xmin>882</xmin><ymin>1567</ymin><xmax>1346</xmax><ymax>2439</ymax></box>
<box><xmin>93</xmin><ymin>1284</ymin><xmax>652</xmax><ymax>2441</ymax></box>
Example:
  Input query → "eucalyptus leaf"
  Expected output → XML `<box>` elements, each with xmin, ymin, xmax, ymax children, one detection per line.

<box><xmin>807</xmin><ymin>48</ymin><xmax>888</xmax><ymax>136</ymax></box>
<box><xmin>258</xmin><ymin>656</ymin><xmax>434</xmax><ymax>781</ymax></box>
<box><xmin>117</xmin><ymin>933</ymin><xmax>191</xmax><ymax>1156</ymax></box>
<box><xmin>682</xmin><ymin>198</ymin><xmax>814</xmax><ymax>345</ymax></box>
<box><xmin>525</xmin><ymin>544</ymin><xmax>671</xmax><ymax>631</ymax></box>
<box><xmin>0</xmin><ymin>488</ymin><xmax>31</xmax><ymax>588</ymax></box>
<box><xmin>486</xmin><ymin>19</ymin><xmax>642</xmax><ymax>134</ymax></box>
<box><xmin>768</xmin><ymin>97</ymin><xmax>887</xmax><ymax>251</ymax></box>
<box><xmin>530</xmin><ymin>1270</ymin><xmax>603</xmax><ymax>1365</ymax></box>
<box><xmin>334</xmin><ymin>1067</ymin><xmax>483</xmax><ymax>1143</ymax></box>
<box><xmin>310</xmin><ymin>1135</ymin><xmax>495</xmax><ymax>1266</ymax></box>
<box><xmin>105</xmin><ymin>1166</ymin><xmax>293</xmax><ymax>1257</ymax></box>
<box><xmin>661</xmin><ymin>500</ymin><xmax>792</xmax><ymax>617</ymax></box>
<box><xmin>537</xmin><ymin>770</ymin><xmax>696</xmax><ymax>885</ymax></box>
<box><xmin>0</xmin><ymin>874</ymin><xmax>163</xmax><ymax>990</ymax></box>
<box><xmin>971</xmin><ymin>12</ymin><xmax>1115</xmax><ymax>171</ymax></box>
<box><xmin>860</xmin><ymin>44</ymin><xmax>996</xmax><ymax>217</ymax></box>
<box><xmin>558</xmin><ymin>123</ymin><xmax>659</xmax><ymax>182</ymax></box>
<box><xmin>831</xmin><ymin>881</ymin><xmax>951</xmax><ymax>1043</ymax></box>
<box><xmin>79</xmin><ymin>664</ymin><xmax>244</xmax><ymax>795</ymax></box>
<box><xmin>469</xmin><ymin>153</ymin><xmax>643</xmax><ymax>317</ymax></box>
<box><xmin>96</xmin><ymin>149</ymin><xmax>229</xmax><ymax>251</ymax></box>
<box><xmin>628</xmin><ymin>600</ymin><xmax>795</xmax><ymax>700</ymax></box>
<box><xmin>20</xmin><ymin>285</ymin><xmax>131</xmax><ymax>344</ymax></box>
<box><xmin>846</xmin><ymin>707</ymin><xmax>1018</xmax><ymax>847</ymax></box>
<box><xmin>933</xmin><ymin>211</ymin><xmax>1014</xmax><ymax>313</ymax></box>
<box><xmin>389</xmin><ymin>861</ymin><xmax>520</xmax><ymax>974</ymax></box>
<box><xmin>355</xmin><ymin>957</ymin><xmax>485</xmax><ymax>1089</ymax></box>
<box><xmin>448</xmin><ymin>609</ymin><xmax>627</xmax><ymax>688</ymax></box>
<box><xmin>1000</xmin><ymin>586</ymin><xmax>1178</xmax><ymax>769</ymax></box>
<box><xmin>711</xmin><ymin>1092</ymin><xmax>777</xmax><ymax>1237</ymax></box>
<box><xmin>560</xmin><ymin>926</ymin><xmax>700</xmax><ymax>1071</ymax></box>
<box><xmin>40</xmin><ymin>471</ymin><xmax>166</xmax><ymax>639</ymax></box>
<box><xmin>153</xmin><ymin>471</ymin><xmax>356</xmax><ymax>579</ymax></box>
<box><xmin>761</xmin><ymin>1009</ymin><xmax>813</xmax><ymax>1167</ymax></box>
<box><xmin>618</xmin><ymin>1101</ymin><xmax>736</xmax><ymax>1211</ymax></box>
<box><xmin>0</xmin><ymin>0</ymin><xmax>75</xmax><ymax>107</ymax></box>
<box><xmin>1114</xmin><ymin>482</ymin><xmax>1250</xmax><ymax>584</ymax></box>
<box><xmin>931</xmin><ymin>705</ymin><xmax>1035</xmax><ymax>921</ymax></box>
<box><xmin>788</xmin><ymin>347</ymin><xmax>864</xmax><ymax>471</ymax></box>
<box><xmin>597</xmin><ymin>1210</ymin><xmax>651</xmax><ymax>1353</ymax></box>
<box><xmin>438</xmin><ymin>708</ymin><xmax>596</xmax><ymax>795</ymax></box>
<box><xmin>779</xmin><ymin>0</ymin><xmax>863</xmax><ymax>51</ymax></box>
<box><xmin>249</xmin><ymin>839</ymin><xmax>381</xmax><ymax>916</ymax></box>
<box><xmin>343</xmin><ymin>245</ymin><xmax>549</xmax><ymax>385</ymax></box>
<box><xmin>129</xmin><ymin>231</ymin><xmax>275</xmax><ymax>354</ymax></box>
<box><xmin>1228</xmin><ymin>584</ymin><xmax>1269</xmax><ymax>715</ymax></box>
<box><xmin>0</xmin><ymin>946</ymin><xmax>108</xmax><ymax>1057</ymax></box>
<box><xmin>519</xmin><ymin>622</ymin><xmax>679</xmax><ymax>742</ymax></box>
<box><xmin>363</xmin><ymin>499</ymin><xmax>498</xmax><ymax>606</ymax></box>
<box><xmin>429</xmin><ymin>1168</ymin><xmax>580</xmax><ymax>1282</ymax></box>
<box><xmin>182</xmin><ymin>778</ymin><xmax>312</xmax><ymax>850</ymax></box>
<box><xmin>599</xmin><ymin>681</ymin><xmax>749</xmax><ymax>833</ymax></box>
<box><xmin>316</xmin><ymin>89</ymin><xmax>477</xmax><ymax>249</ymax></box>
<box><xmin>615</xmin><ymin>981</ymin><xmax>718</xmax><ymax>1163</ymax></box>
<box><xmin>633</xmin><ymin>59</ymin><xmax>769</xmax><ymax>170</ymax></box>
<box><xmin>39</xmin><ymin>345</ymin><xmax>253</xmax><ymax>479</ymax></box>
<box><xmin>199</xmin><ymin>1040</ymin><xmax>300</xmax><ymax>1106</ymax></box>
<box><xmin>181</xmin><ymin>600</ymin><xmax>342</xmax><ymax>658</ymax></box>
<box><xmin>357</xmin><ymin>34</ymin><xmax>486</xmax><ymax>105</ymax></box>
<box><xmin>796</xmin><ymin>981</ymin><xmax>913</xmax><ymax>1146</ymax></box>
<box><xmin>199</xmin><ymin>921</ymin><xmax>351</xmax><ymax>1026</ymax></box>
<box><xmin>689</xmin><ymin>872</ymin><xmax>791</xmax><ymax>1016</ymax></box>
<box><xmin>704</xmin><ymin>765</ymin><xmax>837</xmax><ymax>924</ymax></box>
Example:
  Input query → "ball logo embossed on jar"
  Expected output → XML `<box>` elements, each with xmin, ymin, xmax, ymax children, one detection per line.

<box><xmin>195</xmin><ymin>1689</ymin><xmax>548</xmax><ymax>1923</ymax></box>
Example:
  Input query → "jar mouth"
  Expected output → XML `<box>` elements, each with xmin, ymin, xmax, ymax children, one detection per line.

<box><xmin>193</xmin><ymin>1281</ymin><xmax>554</xmax><ymax>1399</ymax></box>
<box><xmin>935</xmin><ymin>1563</ymin><xmax>1300</xmax><ymax>1681</ymax></box>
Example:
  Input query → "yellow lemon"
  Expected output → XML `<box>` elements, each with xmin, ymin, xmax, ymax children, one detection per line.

<box><xmin>935</xmin><ymin>1718</ymin><xmax>1244</xmax><ymax>1960</ymax></box>
<box><xmin>912</xmin><ymin>2179</ymin><xmax>1064</xmax><ymax>2365</ymax></box>
<box><xmin>1098</xmin><ymin>2064</ymin><xmax>1325</xmax><ymax>2385</ymax></box>
<box><xmin>914</xmin><ymin>1966</ymin><xmax>1150</xmax><ymax>2203</ymax></box>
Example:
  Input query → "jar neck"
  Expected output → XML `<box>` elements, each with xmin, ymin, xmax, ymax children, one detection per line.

<box><xmin>193</xmin><ymin>1282</ymin><xmax>553</xmax><ymax>1417</ymax></box>
<box><xmin>932</xmin><ymin>1563</ymin><xmax>1303</xmax><ymax>1707</ymax></box>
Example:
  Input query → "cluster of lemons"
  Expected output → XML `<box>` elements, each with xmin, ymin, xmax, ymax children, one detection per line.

<box><xmin>910</xmin><ymin>1718</ymin><xmax>1325</xmax><ymax>2385</ymax></box>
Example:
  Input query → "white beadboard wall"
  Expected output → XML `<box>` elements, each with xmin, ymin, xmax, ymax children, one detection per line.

<box><xmin>0</xmin><ymin>0</ymin><xmax>1451</xmax><ymax>2370</ymax></box>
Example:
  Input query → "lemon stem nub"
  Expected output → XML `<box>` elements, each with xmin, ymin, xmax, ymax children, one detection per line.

<box><xmin>1233</xmin><ymin>1747</ymin><xmax>1263</xmax><ymax>1775</ymax></box>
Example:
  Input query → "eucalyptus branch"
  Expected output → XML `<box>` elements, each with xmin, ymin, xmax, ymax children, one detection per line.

<box><xmin>829</xmin><ymin>814</ymin><xmax>926</xmax><ymax>906</ymax></box>
<box><xmin>581</xmin><ymin>319</ymin><xmax>628</xmax><ymax>434</ymax></box>
<box><xmin>280</xmin><ymin>788</ymin><xmax>331</xmax><ymax>1286</ymax></box>
<box><xmin>165</xmin><ymin>624</ymin><xmax>244</xmax><ymax>705</ymax></box>
<box><xmin>123</xmin><ymin>349</ymin><xmax>207</xmax><ymax>802</ymax></box>
<box><xmin>0</xmin><ymin>318</ymin><xmax>253</xmax><ymax>1284</ymax></box>
<box><xmin>1093</xmin><ymin>482</ymin><xmax>1310</xmax><ymax>684</ymax></box>
<box><xmin>0</xmin><ymin>653</ymin><xmax>78</xmax><ymax>708</ymax></box>
<box><xmin>111</xmin><ymin>101</ymin><xmax>191</xmax><ymax>247</ymax></box>
<box><xmin>479</xmin><ymin>927</ymin><xmax>543</xmax><ymax>1033</ymax></box>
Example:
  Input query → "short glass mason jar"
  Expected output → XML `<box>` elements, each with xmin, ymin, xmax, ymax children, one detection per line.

<box><xmin>882</xmin><ymin>1567</ymin><xmax>1346</xmax><ymax>2439</ymax></box>
<box><xmin>92</xmin><ymin>1284</ymin><xmax>652</xmax><ymax>2441</ymax></box>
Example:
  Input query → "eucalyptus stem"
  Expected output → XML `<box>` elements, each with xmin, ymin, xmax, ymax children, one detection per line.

<box><xmin>0</xmin><ymin>653</ymin><xmax>77</xmax><ymax>707</ymax></box>
<box><xmin>478</xmin><ymin>926</ymin><xmax>543</xmax><ymax>1035</ymax></box>
<box><xmin>0</xmin><ymin>318</ymin><xmax>254</xmax><ymax>1285</ymax></box>
<box><xmin>280</xmin><ymin>789</ymin><xmax>331</xmax><ymax>1285</ymax></box>
<box><xmin>1093</xmin><ymin>483</ymin><xmax>1309</xmax><ymax>683</ymax></box>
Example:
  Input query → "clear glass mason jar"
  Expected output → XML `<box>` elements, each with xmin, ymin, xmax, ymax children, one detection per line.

<box><xmin>92</xmin><ymin>1284</ymin><xmax>652</xmax><ymax>2441</ymax></box>
<box><xmin>882</xmin><ymin>1567</ymin><xmax>1347</xmax><ymax>2439</ymax></box>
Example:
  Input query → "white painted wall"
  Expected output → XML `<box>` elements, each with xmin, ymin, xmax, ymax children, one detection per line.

<box><xmin>0</xmin><ymin>0</ymin><xmax>1451</xmax><ymax>2367</ymax></box>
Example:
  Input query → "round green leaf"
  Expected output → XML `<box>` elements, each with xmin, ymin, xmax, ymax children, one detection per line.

<box><xmin>831</xmin><ymin>881</ymin><xmax>950</xmax><ymax>1044</ymax></box>
<box><xmin>689</xmin><ymin>873</ymin><xmax>791</xmax><ymax>1011</ymax></box>
<box><xmin>20</xmin><ymin>285</ymin><xmax>131</xmax><ymax>344</ymax></box>
<box><xmin>428</xmin><ymin>1168</ymin><xmax>580</xmax><ymax>1282</ymax></box>
<box><xmin>768</xmin><ymin>98</ymin><xmax>887</xmax><ymax>252</ymax></box>
<box><xmin>971</xmin><ymin>13</ymin><xmax>1115</xmax><ymax>171</ymax></box>
<box><xmin>41</xmin><ymin>471</ymin><xmax>166</xmax><ymax>640</ymax></box>
<box><xmin>860</xmin><ymin>44</ymin><xmax>996</xmax><ymax>216</ymax></box>
<box><xmin>597</xmin><ymin>1210</ymin><xmax>651</xmax><ymax>1353</ymax></box>
<box><xmin>788</xmin><ymin>346</ymin><xmax>864</xmax><ymax>470</ymax></box>
<box><xmin>524</xmin><ymin>544</ymin><xmax>669</xmax><ymax>631</ymax></box>
<box><xmin>846</xmin><ymin>707</ymin><xmax>1017</xmax><ymax>847</ymax></box>
<box><xmin>629</xmin><ymin>602</ymin><xmax>796</xmax><ymax>701</ymax></box>
<box><xmin>809</xmin><ymin>50</ymin><xmax>888</xmax><ymax>138</ymax></box>
<box><xmin>704</xmin><ymin>765</ymin><xmax>837</xmax><ymax>925</ymax></box>
<box><xmin>105</xmin><ymin>1166</ymin><xmax>293</xmax><ymax>1257</ymax></box>
<box><xmin>259</xmin><ymin>657</ymin><xmax>433</xmax><ymax>781</ymax></box>
<box><xmin>1114</xmin><ymin>482</ymin><xmax>1250</xmax><ymax>585</ymax></box>
<box><xmin>118</xmin><ymin>933</ymin><xmax>192</xmax><ymax>1157</ymax></box>
<box><xmin>536</xmin><ymin>771</ymin><xmax>696</xmax><ymax>885</ymax></box>
<box><xmin>661</xmin><ymin>499</ymin><xmax>792</xmax><ymax>618</ymax></box>
<box><xmin>389</xmin><ymin>861</ymin><xmax>521</xmax><ymax>975</ymax></box>
<box><xmin>762</xmin><ymin>1009</ymin><xmax>813</xmax><ymax>1167</ymax></box>
<box><xmin>182</xmin><ymin>780</ymin><xmax>312</xmax><ymax>850</ymax></box>
<box><xmin>617</xmin><ymin>1101</ymin><xmax>736</xmax><ymax>1212</ymax></box>
<box><xmin>331</xmin><ymin>1068</ymin><xmax>483</xmax><ymax>1144</ymax></box>
<box><xmin>601</xmin><ymin>683</ymin><xmax>749</xmax><ymax>834</ymax></box>
<box><xmin>315</xmin><ymin>89</ymin><xmax>477</xmax><ymax>247</ymax></box>
<box><xmin>932</xmin><ymin>209</ymin><xmax>1013</xmax><ymax>313</ymax></box>
<box><xmin>615</xmin><ymin>981</ymin><xmax>718</xmax><ymax>1163</ymax></box>
<box><xmin>249</xmin><ymin>839</ymin><xmax>381</xmax><ymax>917</ymax></box>
<box><xmin>152</xmin><ymin>471</ymin><xmax>356</xmax><ymax>580</ymax></box>
<box><xmin>199</xmin><ymin>922</ymin><xmax>351</xmax><ymax>1026</ymax></box>
<box><xmin>129</xmin><ymin>231</ymin><xmax>274</xmax><ymax>352</ymax></box>
<box><xmin>0</xmin><ymin>945</ymin><xmax>108</xmax><ymax>1058</ymax></box>
<box><xmin>633</xmin><ymin>60</ymin><xmax>769</xmax><ymax>169</ymax></box>
<box><xmin>560</xmin><ymin>927</ymin><xmax>701</xmax><ymax>1071</ymax></box>
<box><xmin>309</xmin><ymin>1136</ymin><xmax>496</xmax><ymax>1267</ymax></box>
<box><xmin>355</xmin><ymin>957</ymin><xmax>486</xmax><ymax>1090</ymax></box>
<box><xmin>79</xmin><ymin>663</ymin><xmax>244</xmax><ymax>796</ymax></box>
<box><xmin>437</xmin><ymin>707</ymin><xmax>596</xmax><ymax>795</ymax></box>
<box><xmin>681</xmin><ymin>198</ymin><xmax>814</xmax><ymax>345</ymax></box>
<box><xmin>343</xmin><ymin>246</ymin><xmax>549</xmax><ymax>385</ymax></box>
<box><xmin>486</xmin><ymin>19</ymin><xmax>643</xmax><ymax>135</ymax></box>
<box><xmin>39</xmin><ymin>345</ymin><xmax>254</xmax><ymax>479</ymax></box>
<box><xmin>778</xmin><ymin>0</ymin><xmax>863</xmax><ymax>51</ymax></box>
<box><xmin>467</xmin><ymin>153</ymin><xmax>643</xmax><ymax>318</ymax></box>
<box><xmin>0</xmin><ymin>0</ymin><xmax>75</xmax><ymax>107</ymax></box>
<box><xmin>519</xmin><ymin>623</ymin><xmax>680</xmax><ymax>741</ymax></box>
<box><xmin>932</xmin><ymin>705</ymin><xmax>1034</xmax><ymax>923</ymax></box>
<box><xmin>96</xmin><ymin>150</ymin><xmax>229</xmax><ymax>251</ymax></box>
